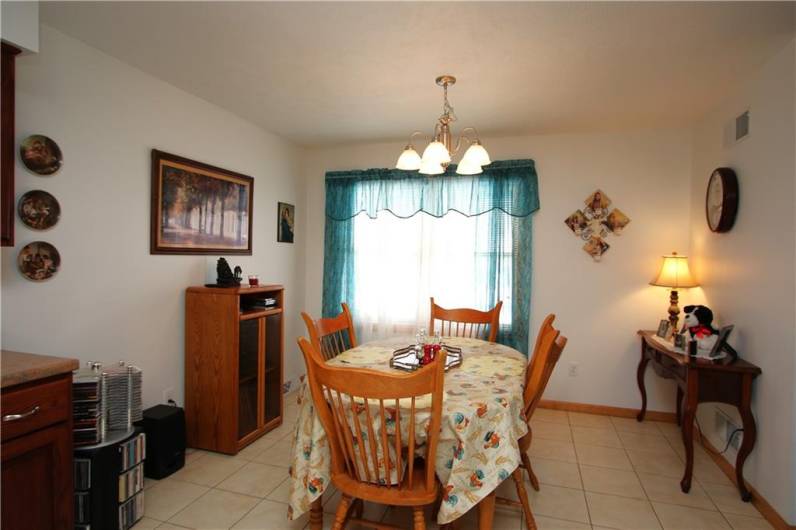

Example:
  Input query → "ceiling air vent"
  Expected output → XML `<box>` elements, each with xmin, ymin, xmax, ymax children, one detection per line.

<box><xmin>735</xmin><ymin>110</ymin><xmax>750</xmax><ymax>141</ymax></box>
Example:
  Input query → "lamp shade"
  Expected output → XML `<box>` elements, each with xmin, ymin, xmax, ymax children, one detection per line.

<box><xmin>419</xmin><ymin>159</ymin><xmax>445</xmax><ymax>175</ymax></box>
<box><xmin>462</xmin><ymin>141</ymin><xmax>492</xmax><ymax>166</ymax></box>
<box><xmin>396</xmin><ymin>146</ymin><xmax>422</xmax><ymax>170</ymax></box>
<box><xmin>455</xmin><ymin>157</ymin><xmax>483</xmax><ymax>175</ymax></box>
<box><xmin>650</xmin><ymin>252</ymin><xmax>698</xmax><ymax>288</ymax></box>
<box><xmin>421</xmin><ymin>141</ymin><xmax>451</xmax><ymax>166</ymax></box>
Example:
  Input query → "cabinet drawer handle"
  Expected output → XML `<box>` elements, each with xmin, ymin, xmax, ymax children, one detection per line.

<box><xmin>3</xmin><ymin>405</ymin><xmax>40</xmax><ymax>422</ymax></box>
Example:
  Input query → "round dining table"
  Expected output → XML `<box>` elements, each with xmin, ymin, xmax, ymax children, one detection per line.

<box><xmin>287</xmin><ymin>336</ymin><xmax>529</xmax><ymax>529</ymax></box>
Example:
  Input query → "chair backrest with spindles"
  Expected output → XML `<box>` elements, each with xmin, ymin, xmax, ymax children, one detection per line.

<box><xmin>428</xmin><ymin>297</ymin><xmax>503</xmax><ymax>342</ymax></box>
<box><xmin>301</xmin><ymin>303</ymin><xmax>358</xmax><ymax>361</ymax></box>
<box><xmin>519</xmin><ymin>314</ymin><xmax>567</xmax><ymax>453</ymax></box>
<box><xmin>298</xmin><ymin>337</ymin><xmax>446</xmax><ymax>496</ymax></box>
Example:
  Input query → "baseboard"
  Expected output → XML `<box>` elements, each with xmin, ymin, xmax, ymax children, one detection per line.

<box><xmin>700</xmin><ymin>437</ymin><xmax>793</xmax><ymax>530</ymax></box>
<box><xmin>539</xmin><ymin>399</ymin><xmax>677</xmax><ymax>423</ymax></box>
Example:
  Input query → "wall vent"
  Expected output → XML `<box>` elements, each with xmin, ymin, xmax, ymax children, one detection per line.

<box><xmin>735</xmin><ymin>110</ymin><xmax>750</xmax><ymax>141</ymax></box>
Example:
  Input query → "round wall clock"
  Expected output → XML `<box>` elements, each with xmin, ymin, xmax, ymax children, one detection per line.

<box><xmin>706</xmin><ymin>167</ymin><xmax>738</xmax><ymax>233</ymax></box>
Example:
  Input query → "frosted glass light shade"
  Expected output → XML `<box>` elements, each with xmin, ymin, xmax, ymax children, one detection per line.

<box><xmin>419</xmin><ymin>159</ymin><xmax>445</xmax><ymax>175</ymax></box>
<box><xmin>650</xmin><ymin>252</ymin><xmax>698</xmax><ymax>288</ymax></box>
<box><xmin>455</xmin><ymin>158</ymin><xmax>483</xmax><ymax>175</ymax></box>
<box><xmin>421</xmin><ymin>141</ymin><xmax>451</xmax><ymax>166</ymax></box>
<box><xmin>396</xmin><ymin>146</ymin><xmax>422</xmax><ymax>170</ymax></box>
<box><xmin>463</xmin><ymin>142</ymin><xmax>491</xmax><ymax>166</ymax></box>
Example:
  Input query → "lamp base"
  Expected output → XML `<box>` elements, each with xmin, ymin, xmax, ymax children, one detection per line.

<box><xmin>668</xmin><ymin>289</ymin><xmax>680</xmax><ymax>333</ymax></box>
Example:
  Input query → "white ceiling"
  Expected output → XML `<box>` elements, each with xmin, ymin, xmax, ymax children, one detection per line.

<box><xmin>41</xmin><ymin>2</ymin><xmax>795</xmax><ymax>146</ymax></box>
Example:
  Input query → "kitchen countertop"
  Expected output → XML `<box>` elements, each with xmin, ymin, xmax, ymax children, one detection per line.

<box><xmin>1</xmin><ymin>350</ymin><xmax>79</xmax><ymax>388</ymax></box>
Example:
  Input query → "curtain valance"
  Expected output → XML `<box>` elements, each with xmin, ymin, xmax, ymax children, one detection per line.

<box><xmin>325</xmin><ymin>159</ymin><xmax>539</xmax><ymax>221</ymax></box>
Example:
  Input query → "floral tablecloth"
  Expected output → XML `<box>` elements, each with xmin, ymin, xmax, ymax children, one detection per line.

<box><xmin>287</xmin><ymin>336</ymin><xmax>528</xmax><ymax>525</ymax></box>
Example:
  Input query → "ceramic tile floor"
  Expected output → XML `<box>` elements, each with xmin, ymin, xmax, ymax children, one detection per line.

<box><xmin>134</xmin><ymin>402</ymin><xmax>771</xmax><ymax>530</ymax></box>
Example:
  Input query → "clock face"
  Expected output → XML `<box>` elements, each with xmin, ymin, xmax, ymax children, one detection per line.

<box><xmin>705</xmin><ymin>168</ymin><xmax>739</xmax><ymax>232</ymax></box>
<box><xmin>707</xmin><ymin>172</ymin><xmax>724</xmax><ymax>230</ymax></box>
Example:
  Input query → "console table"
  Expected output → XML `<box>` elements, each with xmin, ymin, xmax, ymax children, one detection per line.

<box><xmin>636</xmin><ymin>330</ymin><xmax>761</xmax><ymax>501</ymax></box>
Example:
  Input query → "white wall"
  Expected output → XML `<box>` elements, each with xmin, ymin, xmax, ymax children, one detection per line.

<box><xmin>689</xmin><ymin>39</ymin><xmax>796</xmax><ymax>524</ymax></box>
<box><xmin>1</xmin><ymin>26</ymin><xmax>306</xmax><ymax>407</ymax></box>
<box><xmin>0</xmin><ymin>0</ymin><xmax>39</xmax><ymax>53</ymax></box>
<box><xmin>302</xmin><ymin>129</ymin><xmax>694</xmax><ymax>413</ymax></box>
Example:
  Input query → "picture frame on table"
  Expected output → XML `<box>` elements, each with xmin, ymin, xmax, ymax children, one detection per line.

<box><xmin>656</xmin><ymin>319</ymin><xmax>673</xmax><ymax>340</ymax></box>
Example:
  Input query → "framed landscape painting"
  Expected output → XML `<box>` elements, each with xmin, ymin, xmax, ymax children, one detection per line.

<box><xmin>151</xmin><ymin>150</ymin><xmax>253</xmax><ymax>254</ymax></box>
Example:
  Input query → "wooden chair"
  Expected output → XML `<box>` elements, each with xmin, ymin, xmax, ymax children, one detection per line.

<box><xmin>298</xmin><ymin>337</ymin><xmax>446</xmax><ymax>530</ymax></box>
<box><xmin>301</xmin><ymin>303</ymin><xmax>358</xmax><ymax>361</ymax></box>
<box><xmin>428</xmin><ymin>297</ymin><xmax>503</xmax><ymax>342</ymax></box>
<box><xmin>496</xmin><ymin>315</ymin><xmax>567</xmax><ymax>530</ymax></box>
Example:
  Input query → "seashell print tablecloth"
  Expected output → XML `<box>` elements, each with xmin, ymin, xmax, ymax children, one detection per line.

<box><xmin>287</xmin><ymin>336</ymin><xmax>528</xmax><ymax>525</ymax></box>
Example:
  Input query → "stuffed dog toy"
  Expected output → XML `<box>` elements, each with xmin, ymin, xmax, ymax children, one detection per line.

<box><xmin>681</xmin><ymin>305</ymin><xmax>719</xmax><ymax>352</ymax></box>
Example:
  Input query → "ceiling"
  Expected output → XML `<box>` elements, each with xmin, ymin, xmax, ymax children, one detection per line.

<box><xmin>41</xmin><ymin>2</ymin><xmax>795</xmax><ymax>146</ymax></box>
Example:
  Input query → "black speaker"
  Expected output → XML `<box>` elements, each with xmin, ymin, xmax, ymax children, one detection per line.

<box><xmin>135</xmin><ymin>404</ymin><xmax>186</xmax><ymax>479</ymax></box>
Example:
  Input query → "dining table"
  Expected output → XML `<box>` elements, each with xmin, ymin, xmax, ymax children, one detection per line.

<box><xmin>286</xmin><ymin>335</ymin><xmax>529</xmax><ymax>529</ymax></box>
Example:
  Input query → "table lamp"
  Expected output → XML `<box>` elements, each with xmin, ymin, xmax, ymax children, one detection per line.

<box><xmin>650</xmin><ymin>251</ymin><xmax>698</xmax><ymax>332</ymax></box>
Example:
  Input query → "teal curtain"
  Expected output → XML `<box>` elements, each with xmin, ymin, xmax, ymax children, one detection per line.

<box><xmin>322</xmin><ymin>159</ymin><xmax>540</xmax><ymax>354</ymax></box>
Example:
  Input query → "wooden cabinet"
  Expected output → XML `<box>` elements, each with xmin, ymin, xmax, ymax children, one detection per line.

<box><xmin>1</xmin><ymin>373</ymin><xmax>74</xmax><ymax>530</ymax></box>
<box><xmin>1</xmin><ymin>43</ymin><xmax>21</xmax><ymax>247</ymax></box>
<box><xmin>185</xmin><ymin>285</ymin><xmax>284</xmax><ymax>454</ymax></box>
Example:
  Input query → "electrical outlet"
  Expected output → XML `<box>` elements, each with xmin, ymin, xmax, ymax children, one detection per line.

<box><xmin>163</xmin><ymin>387</ymin><xmax>175</xmax><ymax>404</ymax></box>
<box><xmin>568</xmin><ymin>362</ymin><xmax>579</xmax><ymax>377</ymax></box>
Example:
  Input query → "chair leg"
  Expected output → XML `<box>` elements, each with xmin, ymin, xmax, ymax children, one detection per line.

<box><xmin>521</xmin><ymin>452</ymin><xmax>540</xmax><ymax>491</ymax></box>
<box><xmin>412</xmin><ymin>506</ymin><xmax>426</xmax><ymax>530</ymax></box>
<box><xmin>332</xmin><ymin>494</ymin><xmax>352</xmax><ymax>530</ymax></box>
<box><xmin>351</xmin><ymin>498</ymin><xmax>363</xmax><ymax>519</ymax></box>
<box><xmin>512</xmin><ymin>468</ymin><xmax>537</xmax><ymax>530</ymax></box>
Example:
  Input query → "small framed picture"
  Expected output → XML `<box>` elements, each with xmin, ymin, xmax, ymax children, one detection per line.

<box><xmin>277</xmin><ymin>202</ymin><xmax>295</xmax><ymax>243</ymax></box>
<box><xmin>674</xmin><ymin>333</ymin><xmax>688</xmax><ymax>350</ymax></box>
<box><xmin>656</xmin><ymin>320</ymin><xmax>672</xmax><ymax>339</ymax></box>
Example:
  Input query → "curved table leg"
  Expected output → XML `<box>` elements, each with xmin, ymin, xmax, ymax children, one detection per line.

<box><xmin>636</xmin><ymin>348</ymin><xmax>649</xmax><ymax>422</ymax></box>
<box><xmin>680</xmin><ymin>378</ymin><xmax>698</xmax><ymax>494</ymax></box>
<box><xmin>676</xmin><ymin>386</ymin><xmax>683</xmax><ymax>426</ymax></box>
<box><xmin>736</xmin><ymin>391</ymin><xmax>757</xmax><ymax>502</ymax></box>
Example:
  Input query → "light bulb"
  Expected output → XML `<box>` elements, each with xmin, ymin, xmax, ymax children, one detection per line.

<box><xmin>395</xmin><ymin>146</ymin><xmax>422</xmax><ymax>170</ymax></box>
<box><xmin>421</xmin><ymin>141</ymin><xmax>451</xmax><ymax>166</ymax></box>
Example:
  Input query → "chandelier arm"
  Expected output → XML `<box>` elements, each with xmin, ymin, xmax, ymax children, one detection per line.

<box><xmin>407</xmin><ymin>131</ymin><xmax>425</xmax><ymax>147</ymax></box>
<box><xmin>453</xmin><ymin>127</ymin><xmax>480</xmax><ymax>155</ymax></box>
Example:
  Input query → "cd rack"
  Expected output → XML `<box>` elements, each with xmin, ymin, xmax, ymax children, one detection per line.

<box><xmin>74</xmin><ymin>430</ymin><xmax>146</xmax><ymax>530</ymax></box>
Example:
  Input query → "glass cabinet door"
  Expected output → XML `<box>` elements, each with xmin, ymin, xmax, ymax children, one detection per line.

<box><xmin>238</xmin><ymin>318</ymin><xmax>260</xmax><ymax>439</ymax></box>
<box><xmin>264</xmin><ymin>313</ymin><xmax>282</xmax><ymax>425</ymax></box>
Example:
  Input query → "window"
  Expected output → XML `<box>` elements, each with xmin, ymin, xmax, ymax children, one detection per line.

<box><xmin>352</xmin><ymin>210</ymin><xmax>514</xmax><ymax>342</ymax></box>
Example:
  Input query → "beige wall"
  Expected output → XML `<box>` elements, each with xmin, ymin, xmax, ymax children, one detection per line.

<box><xmin>301</xmin><ymin>129</ymin><xmax>694</xmax><ymax>413</ymax></box>
<box><xmin>0</xmin><ymin>26</ymin><xmax>307</xmax><ymax>407</ymax></box>
<box><xmin>688</xmin><ymin>39</ymin><xmax>796</xmax><ymax>523</ymax></box>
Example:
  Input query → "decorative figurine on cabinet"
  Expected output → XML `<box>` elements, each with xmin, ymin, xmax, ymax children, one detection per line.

<box><xmin>215</xmin><ymin>257</ymin><xmax>242</xmax><ymax>287</ymax></box>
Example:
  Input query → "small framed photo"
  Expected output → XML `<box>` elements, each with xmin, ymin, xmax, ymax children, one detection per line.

<box><xmin>277</xmin><ymin>202</ymin><xmax>295</xmax><ymax>243</ymax></box>
<box><xmin>656</xmin><ymin>320</ymin><xmax>672</xmax><ymax>339</ymax></box>
<box><xmin>674</xmin><ymin>333</ymin><xmax>688</xmax><ymax>350</ymax></box>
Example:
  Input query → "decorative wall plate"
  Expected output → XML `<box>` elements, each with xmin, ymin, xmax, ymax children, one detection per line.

<box><xmin>564</xmin><ymin>189</ymin><xmax>630</xmax><ymax>261</ymax></box>
<box><xmin>17</xmin><ymin>241</ymin><xmax>60</xmax><ymax>281</ymax></box>
<box><xmin>18</xmin><ymin>190</ymin><xmax>61</xmax><ymax>230</ymax></box>
<box><xmin>19</xmin><ymin>135</ymin><xmax>63</xmax><ymax>175</ymax></box>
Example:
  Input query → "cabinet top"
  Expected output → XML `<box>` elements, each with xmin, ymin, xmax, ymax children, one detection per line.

<box><xmin>187</xmin><ymin>284</ymin><xmax>284</xmax><ymax>295</ymax></box>
<box><xmin>1</xmin><ymin>350</ymin><xmax>79</xmax><ymax>388</ymax></box>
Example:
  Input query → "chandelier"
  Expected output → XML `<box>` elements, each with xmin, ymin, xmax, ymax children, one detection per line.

<box><xmin>395</xmin><ymin>75</ymin><xmax>491</xmax><ymax>175</ymax></box>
